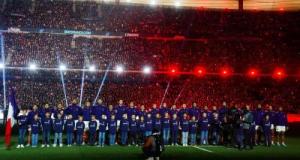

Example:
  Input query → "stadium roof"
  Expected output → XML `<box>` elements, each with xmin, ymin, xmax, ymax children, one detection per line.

<box><xmin>73</xmin><ymin>0</ymin><xmax>300</xmax><ymax>11</ymax></box>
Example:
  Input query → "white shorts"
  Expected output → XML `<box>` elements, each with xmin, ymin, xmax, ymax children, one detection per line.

<box><xmin>255</xmin><ymin>125</ymin><xmax>262</xmax><ymax>130</ymax></box>
<box><xmin>271</xmin><ymin>124</ymin><xmax>274</xmax><ymax>130</ymax></box>
<box><xmin>84</xmin><ymin>121</ymin><xmax>89</xmax><ymax>131</ymax></box>
<box><xmin>117</xmin><ymin>120</ymin><xmax>121</xmax><ymax>128</ymax></box>
<box><xmin>276</xmin><ymin>126</ymin><xmax>286</xmax><ymax>132</ymax></box>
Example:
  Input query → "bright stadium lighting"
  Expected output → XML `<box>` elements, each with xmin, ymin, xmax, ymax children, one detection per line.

<box><xmin>247</xmin><ymin>68</ymin><xmax>259</xmax><ymax>78</ymax></box>
<box><xmin>273</xmin><ymin>68</ymin><xmax>286</xmax><ymax>79</ymax></box>
<box><xmin>29</xmin><ymin>63</ymin><xmax>37</xmax><ymax>71</ymax></box>
<box><xmin>59</xmin><ymin>64</ymin><xmax>67</xmax><ymax>71</ymax></box>
<box><xmin>143</xmin><ymin>66</ymin><xmax>152</xmax><ymax>74</ymax></box>
<box><xmin>88</xmin><ymin>65</ymin><xmax>96</xmax><ymax>72</ymax></box>
<box><xmin>150</xmin><ymin>0</ymin><xmax>156</xmax><ymax>6</ymax></box>
<box><xmin>0</xmin><ymin>63</ymin><xmax>4</xmax><ymax>69</ymax></box>
<box><xmin>175</xmin><ymin>1</ymin><xmax>180</xmax><ymax>7</ymax></box>
<box><xmin>220</xmin><ymin>67</ymin><xmax>232</xmax><ymax>78</ymax></box>
<box><xmin>169</xmin><ymin>67</ymin><xmax>179</xmax><ymax>76</ymax></box>
<box><xmin>194</xmin><ymin>66</ymin><xmax>206</xmax><ymax>77</ymax></box>
<box><xmin>115</xmin><ymin>65</ymin><xmax>124</xmax><ymax>73</ymax></box>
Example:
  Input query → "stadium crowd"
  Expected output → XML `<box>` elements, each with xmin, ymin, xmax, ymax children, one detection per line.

<box><xmin>1</xmin><ymin>0</ymin><xmax>300</xmax><ymax>37</ymax></box>
<box><xmin>2</xmin><ymin>32</ymin><xmax>299</xmax><ymax>112</ymax></box>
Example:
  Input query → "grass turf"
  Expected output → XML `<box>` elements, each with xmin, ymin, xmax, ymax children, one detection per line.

<box><xmin>0</xmin><ymin>137</ymin><xmax>299</xmax><ymax>160</ymax></box>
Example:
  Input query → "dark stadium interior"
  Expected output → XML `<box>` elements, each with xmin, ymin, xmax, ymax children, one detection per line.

<box><xmin>0</xmin><ymin>0</ymin><xmax>300</xmax><ymax>160</ymax></box>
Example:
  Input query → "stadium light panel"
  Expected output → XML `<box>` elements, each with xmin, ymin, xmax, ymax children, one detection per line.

<box><xmin>175</xmin><ymin>1</ymin><xmax>180</xmax><ymax>7</ymax></box>
<box><xmin>273</xmin><ymin>68</ymin><xmax>286</xmax><ymax>79</ymax></box>
<box><xmin>194</xmin><ymin>66</ymin><xmax>206</xmax><ymax>77</ymax></box>
<box><xmin>59</xmin><ymin>64</ymin><xmax>67</xmax><ymax>71</ymax></box>
<box><xmin>169</xmin><ymin>67</ymin><xmax>179</xmax><ymax>76</ymax></box>
<box><xmin>29</xmin><ymin>63</ymin><xmax>37</xmax><ymax>71</ymax></box>
<box><xmin>150</xmin><ymin>0</ymin><xmax>156</xmax><ymax>6</ymax></box>
<box><xmin>88</xmin><ymin>65</ymin><xmax>96</xmax><ymax>72</ymax></box>
<box><xmin>220</xmin><ymin>67</ymin><xmax>231</xmax><ymax>78</ymax></box>
<box><xmin>116</xmin><ymin>65</ymin><xmax>124</xmax><ymax>73</ymax></box>
<box><xmin>143</xmin><ymin>66</ymin><xmax>152</xmax><ymax>74</ymax></box>
<box><xmin>247</xmin><ymin>68</ymin><xmax>259</xmax><ymax>78</ymax></box>
<box><xmin>0</xmin><ymin>63</ymin><xmax>4</xmax><ymax>69</ymax></box>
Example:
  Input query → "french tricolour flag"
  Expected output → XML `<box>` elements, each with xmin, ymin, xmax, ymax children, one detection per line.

<box><xmin>5</xmin><ymin>90</ymin><xmax>19</xmax><ymax>148</ymax></box>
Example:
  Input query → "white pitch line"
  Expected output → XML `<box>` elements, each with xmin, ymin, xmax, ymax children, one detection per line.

<box><xmin>192</xmin><ymin>146</ymin><xmax>213</xmax><ymax>153</ymax></box>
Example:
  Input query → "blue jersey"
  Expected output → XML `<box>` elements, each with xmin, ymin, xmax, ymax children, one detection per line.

<box><xmin>145</xmin><ymin>118</ymin><xmax>153</xmax><ymax>132</ymax></box>
<box><xmin>27</xmin><ymin>110</ymin><xmax>38</xmax><ymax>125</ymax></box>
<box><xmin>65</xmin><ymin>119</ymin><xmax>75</xmax><ymax>133</ymax></box>
<box><xmin>276</xmin><ymin>111</ymin><xmax>288</xmax><ymax>126</ymax></box>
<box><xmin>189</xmin><ymin>107</ymin><xmax>200</xmax><ymax>118</ymax></box>
<box><xmin>199</xmin><ymin>118</ymin><xmax>209</xmax><ymax>131</ymax></box>
<box><xmin>254</xmin><ymin>108</ymin><xmax>265</xmax><ymax>126</ymax></box>
<box><xmin>210</xmin><ymin>110</ymin><xmax>218</xmax><ymax>122</ymax></box>
<box><xmin>153</xmin><ymin>118</ymin><xmax>161</xmax><ymax>131</ymax></box>
<box><xmin>265</xmin><ymin>110</ymin><xmax>276</xmax><ymax>124</ymax></box>
<box><xmin>39</xmin><ymin>107</ymin><xmax>53</xmax><ymax>120</ymax></box>
<box><xmin>201</xmin><ymin>109</ymin><xmax>211</xmax><ymax>118</ymax></box>
<box><xmin>138</xmin><ymin>121</ymin><xmax>146</xmax><ymax>133</ymax></box>
<box><xmin>235</xmin><ymin>121</ymin><xmax>244</xmax><ymax>135</ymax></box>
<box><xmin>137</xmin><ymin>110</ymin><xmax>146</xmax><ymax>119</ymax></box>
<box><xmin>169</xmin><ymin>109</ymin><xmax>178</xmax><ymax>117</ymax></box>
<box><xmin>162</xmin><ymin>118</ymin><xmax>170</xmax><ymax>129</ymax></box>
<box><xmin>31</xmin><ymin>120</ymin><xmax>41</xmax><ymax>134</ymax></box>
<box><xmin>263</xmin><ymin>120</ymin><xmax>271</xmax><ymax>133</ymax></box>
<box><xmin>127</xmin><ymin>107</ymin><xmax>137</xmax><ymax>118</ymax></box>
<box><xmin>98</xmin><ymin>119</ymin><xmax>107</xmax><ymax>132</ymax></box>
<box><xmin>53</xmin><ymin>108</ymin><xmax>65</xmax><ymax>119</ymax></box>
<box><xmin>53</xmin><ymin>119</ymin><xmax>64</xmax><ymax>133</ymax></box>
<box><xmin>92</xmin><ymin>105</ymin><xmax>107</xmax><ymax>120</ymax></box>
<box><xmin>159</xmin><ymin>107</ymin><xmax>170</xmax><ymax>117</ymax></box>
<box><xmin>189</xmin><ymin>121</ymin><xmax>197</xmax><ymax>134</ymax></box>
<box><xmin>180</xmin><ymin>119</ymin><xmax>189</xmax><ymax>132</ymax></box>
<box><xmin>129</xmin><ymin>120</ymin><xmax>138</xmax><ymax>133</ymax></box>
<box><xmin>89</xmin><ymin>120</ymin><xmax>97</xmax><ymax>133</ymax></box>
<box><xmin>120</xmin><ymin>119</ymin><xmax>129</xmax><ymax>132</ymax></box>
<box><xmin>178</xmin><ymin>108</ymin><xmax>189</xmax><ymax>120</ymax></box>
<box><xmin>211</xmin><ymin>118</ymin><xmax>221</xmax><ymax>132</ymax></box>
<box><xmin>218</xmin><ymin>106</ymin><xmax>228</xmax><ymax>122</ymax></box>
<box><xmin>115</xmin><ymin>105</ymin><xmax>127</xmax><ymax>120</ymax></box>
<box><xmin>91</xmin><ymin>105</ymin><xmax>101</xmax><ymax>120</ymax></box>
<box><xmin>82</xmin><ymin>107</ymin><xmax>91</xmax><ymax>121</ymax></box>
<box><xmin>150</xmin><ymin>108</ymin><xmax>159</xmax><ymax>120</ymax></box>
<box><xmin>76</xmin><ymin>121</ymin><xmax>85</xmax><ymax>134</ymax></box>
<box><xmin>17</xmin><ymin>115</ymin><xmax>28</xmax><ymax>129</ymax></box>
<box><xmin>108</xmin><ymin>120</ymin><xmax>117</xmax><ymax>134</ymax></box>
<box><xmin>42</xmin><ymin>117</ymin><xmax>52</xmax><ymax>131</ymax></box>
<box><xmin>171</xmin><ymin>119</ymin><xmax>179</xmax><ymax>131</ymax></box>
<box><xmin>65</xmin><ymin>104</ymin><xmax>82</xmax><ymax>120</ymax></box>
<box><xmin>99</xmin><ymin>105</ymin><xmax>108</xmax><ymax>118</ymax></box>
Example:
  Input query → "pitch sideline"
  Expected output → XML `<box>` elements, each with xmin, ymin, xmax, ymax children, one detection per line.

<box><xmin>192</xmin><ymin>146</ymin><xmax>213</xmax><ymax>153</ymax></box>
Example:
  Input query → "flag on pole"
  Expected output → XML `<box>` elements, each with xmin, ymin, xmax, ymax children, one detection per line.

<box><xmin>5</xmin><ymin>89</ymin><xmax>19</xmax><ymax>149</ymax></box>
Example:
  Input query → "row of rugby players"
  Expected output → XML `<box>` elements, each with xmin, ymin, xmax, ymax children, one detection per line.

<box><xmin>16</xmin><ymin>99</ymin><xmax>288</xmax><ymax>149</ymax></box>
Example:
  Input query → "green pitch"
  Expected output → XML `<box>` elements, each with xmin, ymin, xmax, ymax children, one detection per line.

<box><xmin>0</xmin><ymin>137</ymin><xmax>299</xmax><ymax>160</ymax></box>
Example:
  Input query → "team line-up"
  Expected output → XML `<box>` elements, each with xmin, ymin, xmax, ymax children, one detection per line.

<box><xmin>15</xmin><ymin>99</ymin><xmax>288</xmax><ymax>150</ymax></box>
